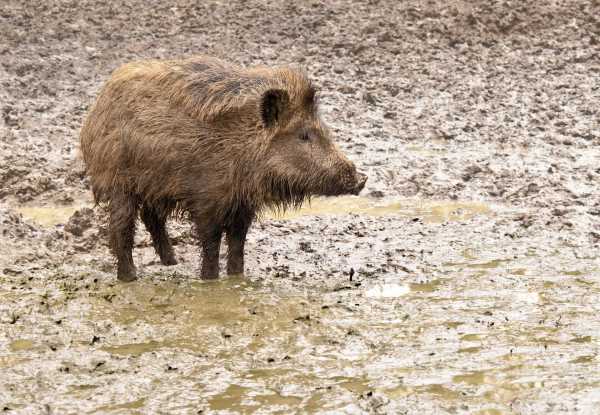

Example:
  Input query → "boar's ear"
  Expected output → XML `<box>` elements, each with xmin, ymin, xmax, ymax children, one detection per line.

<box><xmin>261</xmin><ymin>89</ymin><xmax>289</xmax><ymax>128</ymax></box>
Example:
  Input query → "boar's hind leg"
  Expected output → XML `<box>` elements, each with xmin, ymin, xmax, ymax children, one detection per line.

<box><xmin>109</xmin><ymin>191</ymin><xmax>139</xmax><ymax>282</ymax></box>
<box><xmin>140</xmin><ymin>203</ymin><xmax>177</xmax><ymax>266</ymax></box>
<box><xmin>226</xmin><ymin>217</ymin><xmax>252</xmax><ymax>276</ymax></box>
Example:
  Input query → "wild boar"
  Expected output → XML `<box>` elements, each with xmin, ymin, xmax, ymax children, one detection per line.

<box><xmin>80</xmin><ymin>56</ymin><xmax>367</xmax><ymax>281</ymax></box>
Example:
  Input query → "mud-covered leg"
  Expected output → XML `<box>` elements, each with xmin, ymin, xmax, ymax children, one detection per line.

<box><xmin>226</xmin><ymin>217</ymin><xmax>252</xmax><ymax>275</ymax></box>
<box><xmin>109</xmin><ymin>191</ymin><xmax>139</xmax><ymax>282</ymax></box>
<box><xmin>195</xmin><ymin>221</ymin><xmax>223</xmax><ymax>279</ymax></box>
<box><xmin>140</xmin><ymin>203</ymin><xmax>177</xmax><ymax>266</ymax></box>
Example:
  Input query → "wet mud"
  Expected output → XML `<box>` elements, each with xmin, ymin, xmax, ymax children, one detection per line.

<box><xmin>1</xmin><ymin>0</ymin><xmax>600</xmax><ymax>414</ymax></box>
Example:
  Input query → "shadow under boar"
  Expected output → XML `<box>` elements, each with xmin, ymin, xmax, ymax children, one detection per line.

<box><xmin>80</xmin><ymin>56</ymin><xmax>367</xmax><ymax>281</ymax></box>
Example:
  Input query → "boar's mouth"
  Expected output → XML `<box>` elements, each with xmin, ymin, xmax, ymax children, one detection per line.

<box><xmin>351</xmin><ymin>172</ymin><xmax>368</xmax><ymax>195</ymax></box>
<box><xmin>321</xmin><ymin>171</ymin><xmax>368</xmax><ymax>197</ymax></box>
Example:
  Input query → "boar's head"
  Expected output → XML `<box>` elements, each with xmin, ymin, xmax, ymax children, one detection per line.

<box><xmin>260</xmin><ymin>85</ymin><xmax>367</xmax><ymax>207</ymax></box>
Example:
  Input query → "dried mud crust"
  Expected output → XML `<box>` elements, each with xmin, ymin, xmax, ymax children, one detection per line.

<box><xmin>1</xmin><ymin>0</ymin><xmax>600</xmax><ymax>414</ymax></box>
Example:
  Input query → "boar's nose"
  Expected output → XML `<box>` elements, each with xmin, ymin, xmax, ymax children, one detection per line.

<box><xmin>352</xmin><ymin>172</ymin><xmax>368</xmax><ymax>195</ymax></box>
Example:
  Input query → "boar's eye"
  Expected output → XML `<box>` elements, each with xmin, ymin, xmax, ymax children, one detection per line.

<box><xmin>300</xmin><ymin>132</ymin><xmax>311</xmax><ymax>142</ymax></box>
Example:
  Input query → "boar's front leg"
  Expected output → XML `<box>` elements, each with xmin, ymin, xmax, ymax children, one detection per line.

<box><xmin>195</xmin><ymin>221</ymin><xmax>223</xmax><ymax>280</ymax></box>
<box><xmin>226</xmin><ymin>216</ymin><xmax>252</xmax><ymax>276</ymax></box>
<box><xmin>109</xmin><ymin>190</ymin><xmax>139</xmax><ymax>282</ymax></box>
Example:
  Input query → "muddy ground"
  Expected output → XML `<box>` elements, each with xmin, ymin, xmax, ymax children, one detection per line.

<box><xmin>1</xmin><ymin>0</ymin><xmax>600</xmax><ymax>414</ymax></box>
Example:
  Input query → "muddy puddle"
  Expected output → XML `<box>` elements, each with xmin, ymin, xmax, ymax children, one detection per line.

<box><xmin>3</xmin><ymin>240</ymin><xmax>599</xmax><ymax>414</ymax></box>
<box><xmin>269</xmin><ymin>197</ymin><xmax>491</xmax><ymax>223</ymax></box>
<box><xmin>6</xmin><ymin>196</ymin><xmax>600</xmax><ymax>414</ymax></box>
<box><xmin>16</xmin><ymin>206</ymin><xmax>82</xmax><ymax>227</ymax></box>
<box><xmin>16</xmin><ymin>197</ymin><xmax>492</xmax><ymax>228</ymax></box>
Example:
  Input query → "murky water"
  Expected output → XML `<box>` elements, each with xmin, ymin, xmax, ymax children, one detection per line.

<box><xmin>269</xmin><ymin>196</ymin><xmax>491</xmax><ymax>223</ymax></box>
<box><xmin>4</xmin><ymin>198</ymin><xmax>600</xmax><ymax>414</ymax></box>
<box><xmin>12</xmin><ymin>263</ymin><xmax>591</xmax><ymax>414</ymax></box>
<box><xmin>16</xmin><ymin>197</ymin><xmax>491</xmax><ymax>227</ymax></box>
<box><xmin>86</xmin><ymin>276</ymin><xmax>502</xmax><ymax>412</ymax></box>
<box><xmin>17</xmin><ymin>206</ymin><xmax>82</xmax><ymax>227</ymax></box>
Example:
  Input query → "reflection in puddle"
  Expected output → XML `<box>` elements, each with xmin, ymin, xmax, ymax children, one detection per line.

<box><xmin>94</xmin><ymin>277</ymin><xmax>304</xmax><ymax>356</ymax></box>
<box><xmin>365</xmin><ymin>279</ymin><xmax>442</xmax><ymax>299</ymax></box>
<box><xmin>365</xmin><ymin>283</ymin><xmax>410</xmax><ymax>298</ymax></box>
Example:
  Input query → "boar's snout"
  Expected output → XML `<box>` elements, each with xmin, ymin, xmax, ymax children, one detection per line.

<box><xmin>332</xmin><ymin>162</ymin><xmax>367</xmax><ymax>196</ymax></box>
<box><xmin>352</xmin><ymin>172</ymin><xmax>368</xmax><ymax>195</ymax></box>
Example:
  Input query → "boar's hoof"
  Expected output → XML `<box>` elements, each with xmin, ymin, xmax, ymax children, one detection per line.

<box><xmin>200</xmin><ymin>271</ymin><xmax>219</xmax><ymax>280</ymax></box>
<box><xmin>201</xmin><ymin>274</ymin><xmax>219</xmax><ymax>281</ymax></box>
<box><xmin>161</xmin><ymin>255</ymin><xmax>178</xmax><ymax>266</ymax></box>
<box><xmin>117</xmin><ymin>267</ymin><xmax>137</xmax><ymax>282</ymax></box>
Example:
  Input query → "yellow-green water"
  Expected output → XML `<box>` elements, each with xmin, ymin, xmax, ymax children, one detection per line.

<box><xmin>16</xmin><ymin>197</ymin><xmax>491</xmax><ymax>227</ymax></box>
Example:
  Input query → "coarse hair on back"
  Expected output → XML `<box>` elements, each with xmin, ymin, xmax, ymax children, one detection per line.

<box><xmin>80</xmin><ymin>55</ymin><xmax>319</xmax><ymax>224</ymax></box>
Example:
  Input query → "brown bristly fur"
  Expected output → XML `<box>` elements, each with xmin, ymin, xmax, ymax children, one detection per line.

<box><xmin>80</xmin><ymin>55</ymin><xmax>366</xmax><ymax>281</ymax></box>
